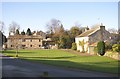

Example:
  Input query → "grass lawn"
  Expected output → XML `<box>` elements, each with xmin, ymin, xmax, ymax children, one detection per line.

<box><xmin>2</xmin><ymin>49</ymin><xmax>119</xmax><ymax>74</ymax></box>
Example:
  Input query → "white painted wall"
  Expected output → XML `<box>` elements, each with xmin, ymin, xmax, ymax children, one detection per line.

<box><xmin>75</xmin><ymin>37</ymin><xmax>89</xmax><ymax>53</ymax></box>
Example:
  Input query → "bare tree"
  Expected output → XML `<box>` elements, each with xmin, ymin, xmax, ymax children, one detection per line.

<box><xmin>9</xmin><ymin>21</ymin><xmax>20</xmax><ymax>34</ymax></box>
<box><xmin>9</xmin><ymin>21</ymin><xmax>20</xmax><ymax>57</ymax></box>
<box><xmin>108</xmin><ymin>28</ymin><xmax>118</xmax><ymax>34</ymax></box>
<box><xmin>46</xmin><ymin>19</ymin><xmax>62</xmax><ymax>34</ymax></box>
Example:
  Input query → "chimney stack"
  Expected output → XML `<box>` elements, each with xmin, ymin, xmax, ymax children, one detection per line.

<box><xmin>100</xmin><ymin>23</ymin><xmax>105</xmax><ymax>30</ymax></box>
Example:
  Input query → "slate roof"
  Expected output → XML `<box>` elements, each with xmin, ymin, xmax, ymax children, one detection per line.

<box><xmin>76</xmin><ymin>24</ymin><xmax>106</xmax><ymax>37</ymax></box>
<box><xmin>8</xmin><ymin>35</ymin><xmax>44</xmax><ymax>39</ymax></box>
<box><xmin>76</xmin><ymin>28</ymin><xmax>99</xmax><ymax>37</ymax></box>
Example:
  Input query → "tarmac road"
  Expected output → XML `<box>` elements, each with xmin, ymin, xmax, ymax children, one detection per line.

<box><xmin>1</xmin><ymin>54</ymin><xmax>119</xmax><ymax>78</ymax></box>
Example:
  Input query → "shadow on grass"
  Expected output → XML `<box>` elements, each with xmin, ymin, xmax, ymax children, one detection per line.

<box><xmin>2</xmin><ymin>50</ymin><xmax>33</xmax><ymax>54</ymax></box>
<box><xmin>20</xmin><ymin>56</ymin><xmax>77</xmax><ymax>59</ymax></box>
<box><xmin>22</xmin><ymin>58</ymin><xmax>119</xmax><ymax>74</ymax></box>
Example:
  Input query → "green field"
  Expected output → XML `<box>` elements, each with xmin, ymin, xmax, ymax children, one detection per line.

<box><xmin>2</xmin><ymin>49</ymin><xmax>119</xmax><ymax>74</ymax></box>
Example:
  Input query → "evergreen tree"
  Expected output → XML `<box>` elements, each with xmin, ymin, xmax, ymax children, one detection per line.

<box><xmin>26</xmin><ymin>28</ymin><xmax>32</xmax><ymax>35</ymax></box>
<box><xmin>21</xmin><ymin>30</ymin><xmax>25</xmax><ymax>35</ymax></box>
<box><xmin>16</xmin><ymin>29</ymin><xmax>19</xmax><ymax>35</ymax></box>
<box><xmin>97</xmin><ymin>41</ymin><xmax>105</xmax><ymax>56</ymax></box>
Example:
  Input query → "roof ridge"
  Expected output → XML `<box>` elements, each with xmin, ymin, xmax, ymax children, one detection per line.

<box><xmin>76</xmin><ymin>27</ymin><xmax>100</xmax><ymax>37</ymax></box>
<box><xmin>87</xmin><ymin>28</ymin><xmax>100</xmax><ymax>36</ymax></box>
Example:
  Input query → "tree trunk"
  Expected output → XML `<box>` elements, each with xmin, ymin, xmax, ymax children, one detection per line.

<box><xmin>15</xmin><ymin>46</ymin><xmax>18</xmax><ymax>57</ymax></box>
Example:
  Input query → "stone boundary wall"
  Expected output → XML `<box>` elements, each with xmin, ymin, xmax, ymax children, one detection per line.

<box><xmin>104</xmin><ymin>51</ymin><xmax>120</xmax><ymax>60</ymax></box>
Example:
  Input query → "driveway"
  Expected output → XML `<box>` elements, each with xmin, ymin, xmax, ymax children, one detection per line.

<box><xmin>1</xmin><ymin>54</ymin><xmax>118</xmax><ymax>77</ymax></box>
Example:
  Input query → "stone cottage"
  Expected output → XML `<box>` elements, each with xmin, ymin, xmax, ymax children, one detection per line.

<box><xmin>75</xmin><ymin>24</ymin><xmax>118</xmax><ymax>54</ymax></box>
<box><xmin>7</xmin><ymin>31</ymin><xmax>55</xmax><ymax>49</ymax></box>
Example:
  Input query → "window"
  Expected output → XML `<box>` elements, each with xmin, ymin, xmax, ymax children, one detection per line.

<box><xmin>22</xmin><ymin>45</ymin><xmax>26</xmax><ymax>49</ymax></box>
<box><xmin>39</xmin><ymin>45</ymin><xmax>41</xmax><ymax>47</ymax></box>
<box><xmin>30</xmin><ymin>39</ymin><xmax>32</xmax><ymax>42</ymax></box>
<box><xmin>22</xmin><ymin>39</ymin><xmax>26</xmax><ymax>42</ymax></box>
<box><xmin>39</xmin><ymin>39</ymin><xmax>41</xmax><ymax>42</ymax></box>
<box><xmin>22</xmin><ymin>45</ymin><xmax>26</xmax><ymax>47</ymax></box>
<box><xmin>11</xmin><ymin>45</ymin><xmax>13</xmax><ymax>47</ymax></box>
<box><xmin>30</xmin><ymin>45</ymin><xmax>32</xmax><ymax>47</ymax></box>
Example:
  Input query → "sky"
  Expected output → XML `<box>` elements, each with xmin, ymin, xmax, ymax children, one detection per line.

<box><xmin>0</xmin><ymin>1</ymin><xmax>119</xmax><ymax>37</ymax></box>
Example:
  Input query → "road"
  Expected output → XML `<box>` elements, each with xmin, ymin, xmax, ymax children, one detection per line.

<box><xmin>1</xmin><ymin>54</ymin><xmax>118</xmax><ymax>78</ymax></box>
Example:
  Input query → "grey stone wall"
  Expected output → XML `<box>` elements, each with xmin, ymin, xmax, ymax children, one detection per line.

<box><xmin>104</xmin><ymin>51</ymin><xmax>120</xmax><ymax>60</ymax></box>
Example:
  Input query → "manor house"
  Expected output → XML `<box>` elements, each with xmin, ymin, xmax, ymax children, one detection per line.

<box><xmin>7</xmin><ymin>31</ymin><xmax>56</xmax><ymax>49</ymax></box>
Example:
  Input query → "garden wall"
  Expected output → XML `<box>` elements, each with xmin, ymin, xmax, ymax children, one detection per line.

<box><xmin>104</xmin><ymin>51</ymin><xmax>120</xmax><ymax>60</ymax></box>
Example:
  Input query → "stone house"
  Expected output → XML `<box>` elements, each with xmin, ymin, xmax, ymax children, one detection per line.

<box><xmin>7</xmin><ymin>31</ymin><xmax>56</xmax><ymax>49</ymax></box>
<box><xmin>75</xmin><ymin>24</ymin><xmax>118</xmax><ymax>54</ymax></box>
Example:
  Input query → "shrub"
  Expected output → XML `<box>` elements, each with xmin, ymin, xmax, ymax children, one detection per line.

<box><xmin>112</xmin><ymin>44</ymin><xmax>120</xmax><ymax>52</ymax></box>
<box><xmin>97</xmin><ymin>41</ymin><xmax>105</xmax><ymax>56</ymax></box>
<box><xmin>105</xmin><ymin>42</ymin><xmax>112</xmax><ymax>50</ymax></box>
<box><xmin>16</xmin><ymin>29</ymin><xmax>19</xmax><ymax>35</ymax></box>
<box><xmin>21</xmin><ymin>30</ymin><xmax>25</xmax><ymax>35</ymax></box>
<box><xmin>71</xmin><ymin>43</ymin><xmax>77</xmax><ymax>50</ymax></box>
<box><xmin>26</xmin><ymin>28</ymin><xmax>32</xmax><ymax>35</ymax></box>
